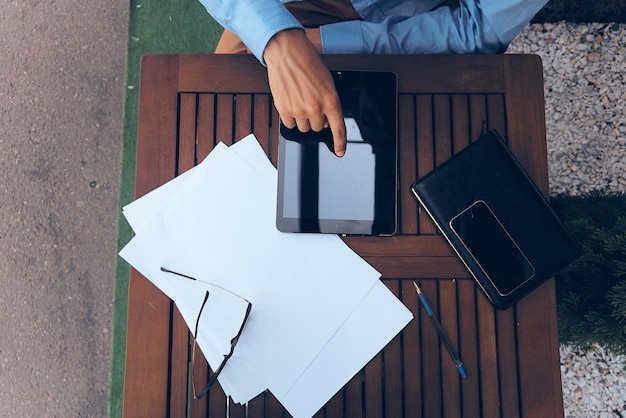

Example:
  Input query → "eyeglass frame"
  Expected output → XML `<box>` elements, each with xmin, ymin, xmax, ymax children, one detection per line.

<box><xmin>160</xmin><ymin>267</ymin><xmax>252</xmax><ymax>400</ymax></box>
<box><xmin>191</xmin><ymin>290</ymin><xmax>252</xmax><ymax>400</ymax></box>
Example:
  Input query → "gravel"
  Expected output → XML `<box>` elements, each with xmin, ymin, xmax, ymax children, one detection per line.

<box><xmin>560</xmin><ymin>344</ymin><xmax>626</xmax><ymax>417</ymax></box>
<box><xmin>509</xmin><ymin>22</ymin><xmax>626</xmax><ymax>197</ymax></box>
<box><xmin>508</xmin><ymin>22</ymin><xmax>626</xmax><ymax>417</ymax></box>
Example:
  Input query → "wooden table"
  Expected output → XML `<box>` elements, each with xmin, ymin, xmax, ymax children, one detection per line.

<box><xmin>123</xmin><ymin>54</ymin><xmax>564</xmax><ymax>418</ymax></box>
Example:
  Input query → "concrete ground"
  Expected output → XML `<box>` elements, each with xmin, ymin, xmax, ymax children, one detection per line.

<box><xmin>0</xmin><ymin>1</ymin><xmax>127</xmax><ymax>416</ymax></box>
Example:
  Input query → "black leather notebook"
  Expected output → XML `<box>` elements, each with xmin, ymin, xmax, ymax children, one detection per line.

<box><xmin>411</xmin><ymin>130</ymin><xmax>581</xmax><ymax>310</ymax></box>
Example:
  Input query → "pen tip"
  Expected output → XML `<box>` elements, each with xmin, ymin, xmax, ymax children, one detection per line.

<box><xmin>413</xmin><ymin>281</ymin><xmax>422</xmax><ymax>294</ymax></box>
<box><xmin>457</xmin><ymin>364</ymin><xmax>468</xmax><ymax>379</ymax></box>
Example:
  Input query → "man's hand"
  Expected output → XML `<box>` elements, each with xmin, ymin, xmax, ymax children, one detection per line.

<box><xmin>263</xmin><ymin>29</ymin><xmax>346</xmax><ymax>157</ymax></box>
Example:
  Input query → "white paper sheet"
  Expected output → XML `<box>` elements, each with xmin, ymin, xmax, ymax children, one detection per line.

<box><xmin>120</xmin><ymin>137</ymin><xmax>382</xmax><ymax>397</ymax></box>
<box><xmin>119</xmin><ymin>134</ymin><xmax>413</xmax><ymax>416</ymax></box>
<box><xmin>121</xmin><ymin>136</ymin><xmax>272</xmax><ymax>399</ymax></box>
<box><xmin>279</xmin><ymin>280</ymin><xmax>412</xmax><ymax>417</ymax></box>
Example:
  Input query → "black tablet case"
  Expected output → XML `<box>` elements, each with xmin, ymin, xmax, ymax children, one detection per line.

<box><xmin>411</xmin><ymin>130</ymin><xmax>581</xmax><ymax>310</ymax></box>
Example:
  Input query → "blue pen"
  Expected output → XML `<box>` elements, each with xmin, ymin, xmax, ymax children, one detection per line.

<box><xmin>413</xmin><ymin>282</ymin><xmax>467</xmax><ymax>379</ymax></box>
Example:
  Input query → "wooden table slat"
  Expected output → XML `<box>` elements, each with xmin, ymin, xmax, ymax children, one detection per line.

<box><xmin>170</xmin><ymin>308</ymin><xmax>190</xmax><ymax>416</ymax></box>
<box><xmin>253</xmin><ymin>95</ymin><xmax>272</xmax><ymax>157</ymax></box>
<box><xmin>419</xmin><ymin>279</ymin><xmax>443</xmax><ymax>417</ymax></box>
<box><xmin>196</xmin><ymin>93</ymin><xmax>216</xmax><ymax>161</ymax></box>
<box><xmin>476</xmin><ymin>293</ymin><xmax>501</xmax><ymax>417</ymax></box>
<box><xmin>497</xmin><ymin>306</ymin><xmax>522</xmax><ymax>418</ymax></box>
<box><xmin>398</xmin><ymin>94</ymin><xmax>418</xmax><ymax>235</ymax></box>
<box><xmin>458</xmin><ymin>279</ymin><xmax>481</xmax><ymax>417</ymax></box>
<box><xmin>364</xmin><ymin>351</ymin><xmax>384</xmax><ymax>418</ymax></box>
<box><xmin>487</xmin><ymin>94</ymin><xmax>507</xmax><ymax>136</ymax></box>
<box><xmin>179</xmin><ymin>93</ymin><xmax>198</xmax><ymax>172</ymax></box>
<box><xmin>433</xmin><ymin>94</ymin><xmax>453</xmax><ymax>167</ymax></box>
<box><xmin>399</xmin><ymin>280</ymin><xmax>422</xmax><ymax>417</ymax></box>
<box><xmin>469</xmin><ymin>94</ymin><xmax>489</xmax><ymax>143</ymax></box>
<box><xmin>234</xmin><ymin>94</ymin><xmax>253</xmax><ymax>141</ymax></box>
<box><xmin>344</xmin><ymin>370</ymin><xmax>364</xmax><ymax>418</ymax></box>
<box><xmin>451</xmin><ymin>94</ymin><xmax>471</xmax><ymax>153</ymax></box>
<box><xmin>415</xmin><ymin>95</ymin><xmax>437</xmax><ymax>236</ymax></box>
<box><xmin>123</xmin><ymin>54</ymin><xmax>179</xmax><ymax>418</ymax></box>
<box><xmin>439</xmin><ymin>280</ymin><xmax>463</xmax><ymax>417</ymax></box>
<box><xmin>216</xmin><ymin>94</ymin><xmax>235</xmax><ymax>145</ymax></box>
<box><xmin>383</xmin><ymin>281</ymin><xmax>405</xmax><ymax>418</ymax></box>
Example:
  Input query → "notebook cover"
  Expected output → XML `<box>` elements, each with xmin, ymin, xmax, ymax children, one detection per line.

<box><xmin>411</xmin><ymin>130</ymin><xmax>581</xmax><ymax>310</ymax></box>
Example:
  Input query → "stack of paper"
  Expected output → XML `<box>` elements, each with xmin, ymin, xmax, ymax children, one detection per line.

<box><xmin>119</xmin><ymin>134</ymin><xmax>413</xmax><ymax>417</ymax></box>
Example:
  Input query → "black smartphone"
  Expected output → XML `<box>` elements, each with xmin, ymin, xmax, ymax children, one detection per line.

<box><xmin>450</xmin><ymin>200</ymin><xmax>535</xmax><ymax>295</ymax></box>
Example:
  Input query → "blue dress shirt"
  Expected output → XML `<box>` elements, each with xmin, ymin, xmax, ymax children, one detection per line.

<box><xmin>200</xmin><ymin>0</ymin><xmax>548</xmax><ymax>63</ymax></box>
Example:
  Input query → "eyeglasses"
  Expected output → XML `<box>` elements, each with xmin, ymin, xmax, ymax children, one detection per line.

<box><xmin>160</xmin><ymin>267</ymin><xmax>252</xmax><ymax>400</ymax></box>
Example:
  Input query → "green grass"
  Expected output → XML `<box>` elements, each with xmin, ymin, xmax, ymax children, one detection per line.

<box><xmin>111</xmin><ymin>1</ymin><xmax>626</xmax><ymax>415</ymax></box>
<box><xmin>109</xmin><ymin>1</ymin><xmax>222</xmax><ymax>417</ymax></box>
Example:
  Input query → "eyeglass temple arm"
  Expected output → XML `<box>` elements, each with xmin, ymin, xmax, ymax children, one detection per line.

<box><xmin>194</xmin><ymin>301</ymin><xmax>252</xmax><ymax>400</ymax></box>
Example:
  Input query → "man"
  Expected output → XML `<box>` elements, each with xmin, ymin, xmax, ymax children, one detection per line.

<box><xmin>200</xmin><ymin>0</ymin><xmax>548</xmax><ymax>156</ymax></box>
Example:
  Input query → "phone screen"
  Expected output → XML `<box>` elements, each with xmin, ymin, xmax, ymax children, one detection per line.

<box><xmin>450</xmin><ymin>201</ymin><xmax>535</xmax><ymax>295</ymax></box>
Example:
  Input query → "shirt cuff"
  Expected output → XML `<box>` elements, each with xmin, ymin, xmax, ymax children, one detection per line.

<box><xmin>229</xmin><ymin>2</ymin><xmax>303</xmax><ymax>64</ymax></box>
<box><xmin>320</xmin><ymin>21</ymin><xmax>365</xmax><ymax>54</ymax></box>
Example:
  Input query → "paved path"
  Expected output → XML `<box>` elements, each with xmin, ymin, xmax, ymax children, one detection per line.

<box><xmin>0</xmin><ymin>1</ymin><xmax>127</xmax><ymax>416</ymax></box>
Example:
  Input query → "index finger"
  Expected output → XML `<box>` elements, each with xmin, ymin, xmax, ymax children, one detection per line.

<box><xmin>325</xmin><ymin>105</ymin><xmax>347</xmax><ymax>157</ymax></box>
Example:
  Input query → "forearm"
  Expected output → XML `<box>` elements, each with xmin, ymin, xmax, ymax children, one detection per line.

<box><xmin>320</xmin><ymin>0</ymin><xmax>548</xmax><ymax>54</ymax></box>
<box><xmin>199</xmin><ymin>0</ymin><xmax>302</xmax><ymax>63</ymax></box>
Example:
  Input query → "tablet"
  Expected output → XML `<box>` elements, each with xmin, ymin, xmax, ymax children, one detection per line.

<box><xmin>276</xmin><ymin>70</ymin><xmax>397</xmax><ymax>235</ymax></box>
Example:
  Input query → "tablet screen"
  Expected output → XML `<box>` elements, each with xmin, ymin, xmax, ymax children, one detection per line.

<box><xmin>276</xmin><ymin>70</ymin><xmax>397</xmax><ymax>235</ymax></box>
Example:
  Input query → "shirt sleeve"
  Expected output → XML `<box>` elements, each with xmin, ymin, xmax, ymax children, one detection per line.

<box><xmin>199</xmin><ymin>0</ymin><xmax>303</xmax><ymax>63</ymax></box>
<box><xmin>320</xmin><ymin>0</ymin><xmax>548</xmax><ymax>55</ymax></box>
